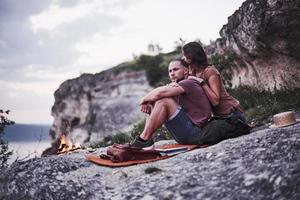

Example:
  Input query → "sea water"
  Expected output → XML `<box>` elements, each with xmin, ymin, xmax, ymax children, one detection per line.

<box><xmin>2</xmin><ymin>123</ymin><xmax>52</xmax><ymax>164</ymax></box>
<box><xmin>8</xmin><ymin>141</ymin><xmax>51</xmax><ymax>163</ymax></box>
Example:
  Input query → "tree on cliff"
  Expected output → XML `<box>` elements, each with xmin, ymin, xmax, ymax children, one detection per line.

<box><xmin>0</xmin><ymin>109</ymin><xmax>14</xmax><ymax>168</ymax></box>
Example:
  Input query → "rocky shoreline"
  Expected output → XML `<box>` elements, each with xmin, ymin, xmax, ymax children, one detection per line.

<box><xmin>1</xmin><ymin>123</ymin><xmax>299</xmax><ymax>200</ymax></box>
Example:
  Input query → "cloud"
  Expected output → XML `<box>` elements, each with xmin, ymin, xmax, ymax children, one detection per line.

<box><xmin>0</xmin><ymin>0</ymin><xmax>137</xmax><ymax>124</ymax></box>
<box><xmin>0</xmin><ymin>0</ymin><xmax>131</xmax><ymax>83</ymax></box>
<box><xmin>0</xmin><ymin>0</ymin><xmax>52</xmax><ymax>21</ymax></box>
<box><xmin>54</xmin><ymin>13</ymin><xmax>123</xmax><ymax>42</ymax></box>
<box><xmin>0</xmin><ymin>80</ymin><xmax>54</xmax><ymax>110</ymax></box>
<box><xmin>54</xmin><ymin>0</ymin><xmax>82</xmax><ymax>8</ymax></box>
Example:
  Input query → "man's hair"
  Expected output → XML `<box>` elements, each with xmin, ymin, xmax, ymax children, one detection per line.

<box><xmin>182</xmin><ymin>42</ymin><xmax>208</xmax><ymax>67</ymax></box>
<box><xmin>170</xmin><ymin>58</ymin><xmax>189</xmax><ymax>68</ymax></box>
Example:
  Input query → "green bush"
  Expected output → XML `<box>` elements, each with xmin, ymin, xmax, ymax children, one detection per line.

<box><xmin>90</xmin><ymin>119</ymin><xmax>172</xmax><ymax>148</ymax></box>
<box><xmin>89</xmin><ymin>132</ymin><xmax>131</xmax><ymax>148</ymax></box>
<box><xmin>128</xmin><ymin>119</ymin><xmax>171</xmax><ymax>141</ymax></box>
<box><xmin>137</xmin><ymin>55</ymin><xmax>165</xmax><ymax>87</ymax></box>
<box><xmin>111</xmin><ymin>52</ymin><xmax>179</xmax><ymax>87</ymax></box>
<box><xmin>209</xmin><ymin>53</ymin><xmax>236</xmax><ymax>87</ymax></box>
<box><xmin>111</xmin><ymin>54</ymin><xmax>166</xmax><ymax>87</ymax></box>
<box><xmin>112</xmin><ymin>61</ymin><xmax>139</xmax><ymax>75</ymax></box>
<box><xmin>228</xmin><ymin>86</ymin><xmax>300</xmax><ymax>124</ymax></box>
<box><xmin>111</xmin><ymin>132</ymin><xmax>131</xmax><ymax>144</ymax></box>
<box><xmin>209</xmin><ymin>54</ymin><xmax>236</xmax><ymax>71</ymax></box>
<box><xmin>128</xmin><ymin>119</ymin><xmax>146</xmax><ymax>139</ymax></box>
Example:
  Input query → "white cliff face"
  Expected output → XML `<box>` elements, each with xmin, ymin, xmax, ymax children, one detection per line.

<box><xmin>50</xmin><ymin>70</ymin><xmax>152</xmax><ymax>145</ymax></box>
<box><xmin>229</xmin><ymin>55</ymin><xmax>300</xmax><ymax>90</ymax></box>
<box><xmin>217</xmin><ymin>0</ymin><xmax>300</xmax><ymax>90</ymax></box>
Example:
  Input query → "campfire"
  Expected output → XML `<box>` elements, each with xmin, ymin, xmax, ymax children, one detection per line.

<box><xmin>56</xmin><ymin>119</ymin><xmax>81</xmax><ymax>154</ymax></box>
<box><xmin>57</xmin><ymin>133</ymin><xmax>81</xmax><ymax>154</ymax></box>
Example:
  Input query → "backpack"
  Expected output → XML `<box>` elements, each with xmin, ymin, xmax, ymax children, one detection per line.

<box><xmin>101</xmin><ymin>144</ymin><xmax>162</xmax><ymax>163</ymax></box>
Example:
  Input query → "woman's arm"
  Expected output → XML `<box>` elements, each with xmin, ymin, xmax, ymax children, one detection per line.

<box><xmin>188</xmin><ymin>75</ymin><xmax>221</xmax><ymax>106</ymax></box>
<box><xmin>202</xmin><ymin>75</ymin><xmax>221</xmax><ymax>106</ymax></box>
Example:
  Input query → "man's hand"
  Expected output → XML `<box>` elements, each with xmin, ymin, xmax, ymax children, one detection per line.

<box><xmin>188</xmin><ymin>76</ymin><xmax>204</xmax><ymax>84</ymax></box>
<box><xmin>139</xmin><ymin>96</ymin><xmax>153</xmax><ymax>114</ymax></box>
<box><xmin>139</xmin><ymin>97</ymin><xmax>150</xmax><ymax>106</ymax></box>
<box><xmin>168</xmin><ymin>82</ymin><xmax>179</xmax><ymax>87</ymax></box>
<box><xmin>140</xmin><ymin>103</ymin><xmax>152</xmax><ymax>114</ymax></box>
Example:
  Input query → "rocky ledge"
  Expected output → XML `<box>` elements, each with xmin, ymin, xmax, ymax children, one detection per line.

<box><xmin>0</xmin><ymin>123</ymin><xmax>299</xmax><ymax>200</ymax></box>
<box><xmin>217</xmin><ymin>0</ymin><xmax>300</xmax><ymax>90</ymax></box>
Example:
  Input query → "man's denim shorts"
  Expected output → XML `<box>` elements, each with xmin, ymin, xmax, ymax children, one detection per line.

<box><xmin>164</xmin><ymin>107</ymin><xmax>202</xmax><ymax>144</ymax></box>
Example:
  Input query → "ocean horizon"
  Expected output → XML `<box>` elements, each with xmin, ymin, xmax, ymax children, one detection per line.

<box><xmin>2</xmin><ymin>123</ymin><xmax>52</xmax><ymax>163</ymax></box>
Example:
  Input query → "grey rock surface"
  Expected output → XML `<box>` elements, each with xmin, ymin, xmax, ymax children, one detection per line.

<box><xmin>1</xmin><ymin>123</ymin><xmax>299</xmax><ymax>200</ymax></box>
<box><xmin>217</xmin><ymin>0</ymin><xmax>300</xmax><ymax>90</ymax></box>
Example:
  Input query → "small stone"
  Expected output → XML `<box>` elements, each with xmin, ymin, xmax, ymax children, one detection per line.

<box><xmin>56</xmin><ymin>175</ymin><xmax>64</xmax><ymax>180</ymax></box>
<box><xmin>275</xmin><ymin>176</ymin><xmax>282</xmax><ymax>185</ymax></box>
<box><xmin>140</xmin><ymin>194</ymin><xmax>155</xmax><ymax>200</ymax></box>
<box><xmin>144</xmin><ymin>167</ymin><xmax>162</xmax><ymax>174</ymax></box>
<box><xmin>206</xmin><ymin>152</ymin><xmax>212</xmax><ymax>159</ymax></box>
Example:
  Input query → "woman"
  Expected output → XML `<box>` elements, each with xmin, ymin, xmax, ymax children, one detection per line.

<box><xmin>181</xmin><ymin>41</ymin><xmax>250</xmax><ymax>145</ymax></box>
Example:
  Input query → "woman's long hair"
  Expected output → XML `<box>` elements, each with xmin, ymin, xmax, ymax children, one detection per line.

<box><xmin>182</xmin><ymin>42</ymin><xmax>208</xmax><ymax>69</ymax></box>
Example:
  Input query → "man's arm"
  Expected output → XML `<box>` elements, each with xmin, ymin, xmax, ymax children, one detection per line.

<box><xmin>140</xmin><ymin>83</ymin><xmax>184</xmax><ymax>105</ymax></box>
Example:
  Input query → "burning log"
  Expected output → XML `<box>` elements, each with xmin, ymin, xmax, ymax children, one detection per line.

<box><xmin>56</xmin><ymin>120</ymin><xmax>82</xmax><ymax>155</ymax></box>
<box><xmin>56</xmin><ymin>132</ymin><xmax>81</xmax><ymax>154</ymax></box>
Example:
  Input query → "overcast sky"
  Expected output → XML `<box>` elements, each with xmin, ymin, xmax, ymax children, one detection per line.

<box><xmin>0</xmin><ymin>0</ymin><xmax>245</xmax><ymax>124</ymax></box>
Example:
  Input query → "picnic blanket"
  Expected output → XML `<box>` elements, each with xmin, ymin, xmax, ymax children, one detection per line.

<box><xmin>85</xmin><ymin>143</ymin><xmax>206</xmax><ymax>167</ymax></box>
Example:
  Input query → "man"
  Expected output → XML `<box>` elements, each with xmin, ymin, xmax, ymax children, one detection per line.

<box><xmin>130</xmin><ymin>59</ymin><xmax>212</xmax><ymax>149</ymax></box>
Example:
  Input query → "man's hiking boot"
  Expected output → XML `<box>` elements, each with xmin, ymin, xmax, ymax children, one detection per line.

<box><xmin>130</xmin><ymin>136</ymin><xmax>154</xmax><ymax>150</ymax></box>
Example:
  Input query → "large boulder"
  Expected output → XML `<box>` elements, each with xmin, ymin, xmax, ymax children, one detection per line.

<box><xmin>217</xmin><ymin>0</ymin><xmax>300</xmax><ymax>90</ymax></box>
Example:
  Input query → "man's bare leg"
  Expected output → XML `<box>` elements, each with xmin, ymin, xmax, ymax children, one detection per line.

<box><xmin>140</xmin><ymin>98</ymin><xmax>179</xmax><ymax>140</ymax></box>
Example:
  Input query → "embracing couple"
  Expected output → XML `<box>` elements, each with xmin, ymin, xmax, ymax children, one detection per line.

<box><xmin>130</xmin><ymin>41</ymin><xmax>250</xmax><ymax>149</ymax></box>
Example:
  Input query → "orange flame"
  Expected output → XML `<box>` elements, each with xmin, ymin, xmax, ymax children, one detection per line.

<box><xmin>57</xmin><ymin>133</ymin><xmax>81</xmax><ymax>154</ymax></box>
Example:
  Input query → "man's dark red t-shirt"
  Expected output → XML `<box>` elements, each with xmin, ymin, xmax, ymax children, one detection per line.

<box><xmin>178</xmin><ymin>79</ymin><xmax>212</xmax><ymax>127</ymax></box>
